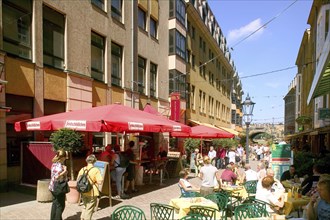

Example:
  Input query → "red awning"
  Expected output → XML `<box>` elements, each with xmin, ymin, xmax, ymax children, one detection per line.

<box><xmin>171</xmin><ymin>125</ymin><xmax>234</xmax><ymax>139</ymax></box>
<box><xmin>14</xmin><ymin>104</ymin><xmax>191</xmax><ymax>133</ymax></box>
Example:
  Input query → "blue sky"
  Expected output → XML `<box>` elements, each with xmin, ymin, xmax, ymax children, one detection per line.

<box><xmin>207</xmin><ymin>0</ymin><xmax>313</xmax><ymax>124</ymax></box>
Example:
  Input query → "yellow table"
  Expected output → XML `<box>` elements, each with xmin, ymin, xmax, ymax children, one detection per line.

<box><xmin>282</xmin><ymin>180</ymin><xmax>301</xmax><ymax>191</ymax></box>
<box><xmin>221</xmin><ymin>185</ymin><xmax>248</xmax><ymax>199</ymax></box>
<box><xmin>169</xmin><ymin>197</ymin><xmax>221</xmax><ymax>219</ymax></box>
<box><xmin>284</xmin><ymin>195</ymin><xmax>310</xmax><ymax>215</ymax></box>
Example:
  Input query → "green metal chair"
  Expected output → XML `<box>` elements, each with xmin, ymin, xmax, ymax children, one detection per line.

<box><xmin>243</xmin><ymin>198</ymin><xmax>270</xmax><ymax>217</ymax></box>
<box><xmin>234</xmin><ymin>203</ymin><xmax>268</xmax><ymax>220</ymax></box>
<box><xmin>179</xmin><ymin>184</ymin><xmax>202</xmax><ymax>198</ymax></box>
<box><xmin>111</xmin><ymin>205</ymin><xmax>146</xmax><ymax>220</ymax></box>
<box><xmin>205</xmin><ymin>192</ymin><xmax>228</xmax><ymax>219</ymax></box>
<box><xmin>150</xmin><ymin>203</ymin><xmax>176</xmax><ymax>220</ymax></box>
<box><xmin>180</xmin><ymin>213</ymin><xmax>205</xmax><ymax>220</ymax></box>
<box><xmin>243</xmin><ymin>180</ymin><xmax>258</xmax><ymax>198</ymax></box>
<box><xmin>189</xmin><ymin>205</ymin><xmax>217</xmax><ymax>220</ymax></box>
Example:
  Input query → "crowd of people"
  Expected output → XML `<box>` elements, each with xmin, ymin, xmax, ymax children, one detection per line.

<box><xmin>179</xmin><ymin>144</ymin><xmax>330</xmax><ymax>219</ymax></box>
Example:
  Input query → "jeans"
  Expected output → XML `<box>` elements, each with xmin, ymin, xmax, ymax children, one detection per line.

<box><xmin>50</xmin><ymin>191</ymin><xmax>66</xmax><ymax>220</ymax></box>
<box><xmin>111</xmin><ymin>167</ymin><xmax>126</xmax><ymax>195</ymax></box>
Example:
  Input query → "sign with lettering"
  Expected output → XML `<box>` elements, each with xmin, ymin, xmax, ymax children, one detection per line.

<box><xmin>128</xmin><ymin>122</ymin><xmax>144</xmax><ymax>131</ymax></box>
<box><xmin>64</xmin><ymin>120</ymin><xmax>87</xmax><ymax>130</ymax></box>
<box><xmin>93</xmin><ymin>160</ymin><xmax>112</xmax><ymax>208</ymax></box>
<box><xmin>27</xmin><ymin>121</ymin><xmax>40</xmax><ymax>130</ymax></box>
<box><xmin>170</xmin><ymin>92</ymin><xmax>180</xmax><ymax>122</ymax></box>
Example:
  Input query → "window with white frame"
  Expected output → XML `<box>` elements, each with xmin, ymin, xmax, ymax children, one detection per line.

<box><xmin>92</xmin><ymin>0</ymin><xmax>105</xmax><ymax>11</ymax></box>
<box><xmin>138</xmin><ymin>7</ymin><xmax>146</xmax><ymax>30</ymax></box>
<box><xmin>91</xmin><ymin>32</ymin><xmax>105</xmax><ymax>82</ymax></box>
<box><xmin>150</xmin><ymin>63</ymin><xmax>157</xmax><ymax>97</ymax></box>
<box><xmin>111</xmin><ymin>42</ymin><xmax>122</xmax><ymax>86</ymax></box>
<box><xmin>3</xmin><ymin>0</ymin><xmax>32</xmax><ymax>60</ymax></box>
<box><xmin>150</xmin><ymin>17</ymin><xmax>157</xmax><ymax>38</ymax></box>
<box><xmin>43</xmin><ymin>6</ymin><xmax>65</xmax><ymax>69</ymax></box>
<box><xmin>138</xmin><ymin>56</ymin><xmax>146</xmax><ymax>94</ymax></box>
<box><xmin>111</xmin><ymin>0</ymin><xmax>122</xmax><ymax>21</ymax></box>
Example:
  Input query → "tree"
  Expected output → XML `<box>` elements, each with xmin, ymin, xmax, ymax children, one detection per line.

<box><xmin>49</xmin><ymin>128</ymin><xmax>84</xmax><ymax>180</ymax></box>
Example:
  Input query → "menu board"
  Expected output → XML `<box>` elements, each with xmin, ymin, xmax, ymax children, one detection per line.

<box><xmin>94</xmin><ymin>160</ymin><xmax>112</xmax><ymax>208</ymax></box>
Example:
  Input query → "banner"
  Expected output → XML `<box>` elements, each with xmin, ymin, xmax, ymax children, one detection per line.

<box><xmin>170</xmin><ymin>92</ymin><xmax>180</xmax><ymax>122</ymax></box>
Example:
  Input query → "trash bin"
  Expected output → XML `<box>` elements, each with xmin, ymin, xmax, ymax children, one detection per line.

<box><xmin>36</xmin><ymin>179</ymin><xmax>52</xmax><ymax>202</ymax></box>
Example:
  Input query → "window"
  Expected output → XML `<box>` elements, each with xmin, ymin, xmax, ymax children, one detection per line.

<box><xmin>191</xmin><ymin>85</ymin><xmax>195</xmax><ymax>110</ymax></box>
<box><xmin>3</xmin><ymin>0</ymin><xmax>32</xmax><ymax>59</ymax></box>
<box><xmin>169</xmin><ymin>70</ymin><xmax>186</xmax><ymax>98</ymax></box>
<box><xmin>192</xmin><ymin>26</ymin><xmax>195</xmax><ymax>39</ymax></box>
<box><xmin>186</xmin><ymin>50</ymin><xmax>191</xmax><ymax>64</ymax></box>
<box><xmin>111</xmin><ymin>0</ymin><xmax>122</xmax><ymax>21</ymax></box>
<box><xmin>43</xmin><ymin>6</ymin><xmax>65</xmax><ymax>69</ymax></box>
<box><xmin>169</xmin><ymin>0</ymin><xmax>186</xmax><ymax>26</ymax></box>
<box><xmin>138</xmin><ymin>56</ymin><xmax>146</xmax><ymax>94</ymax></box>
<box><xmin>169</xmin><ymin>29</ymin><xmax>186</xmax><ymax>60</ymax></box>
<box><xmin>92</xmin><ymin>0</ymin><xmax>105</xmax><ymax>10</ymax></box>
<box><xmin>192</xmin><ymin>54</ymin><xmax>195</xmax><ymax>68</ymax></box>
<box><xmin>111</xmin><ymin>42</ymin><xmax>122</xmax><ymax>86</ymax></box>
<box><xmin>91</xmin><ymin>32</ymin><xmax>105</xmax><ymax>82</ymax></box>
<box><xmin>150</xmin><ymin>17</ymin><xmax>157</xmax><ymax>38</ymax></box>
<box><xmin>150</xmin><ymin>63</ymin><xmax>157</xmax><ymax>97</ymax></box>
<box><xmin>138</xmin><ymin>7</ymin><xmax>146</xmax><ymax>30</ymax></box>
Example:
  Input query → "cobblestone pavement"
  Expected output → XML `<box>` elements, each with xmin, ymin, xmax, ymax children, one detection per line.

<box><xmin>0</xmin><ymin>160</ymin><xmax>264</xmax><ymax>220</ymax></box>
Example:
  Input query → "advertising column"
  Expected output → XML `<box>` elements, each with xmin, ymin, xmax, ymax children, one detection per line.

<box><xmin>271</xmin><ymin>143</ymin><xmax>293</xmax><ymax>181</ymax></box>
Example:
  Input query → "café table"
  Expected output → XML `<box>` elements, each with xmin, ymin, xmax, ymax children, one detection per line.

<box><xmin>221</xmin><ymin>185</ymin><xmax>248</xmax><ymax>200</ymax></box>
<box><xmin>284</xmin><ymin>195</ymin><xmax>310</xmax><ymax>216</ymax></box>
<box><xmin>282</xmin><ymin>180</ymin><xmax>301</xmax><ymax>191</ymax></box>
<box><xmin>148</xmin><ymin>158</ymin><xmax>168</xmax><ymax>185</ymax></box>
<box><xmin>169</xmin><ymin>197</ymin><xmax>221</xmax><ymax>219</ymax></box>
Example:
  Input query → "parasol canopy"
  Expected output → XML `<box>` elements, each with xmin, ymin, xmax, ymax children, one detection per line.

<box><xmin>14</xmin><ymin>104</ymin><xmax>191</xmax><ymax>133</ymax></box>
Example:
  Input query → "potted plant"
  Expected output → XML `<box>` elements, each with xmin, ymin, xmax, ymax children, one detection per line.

<box><xmin>50</xmin><ymin>128</ymin><xmax>84</xmax><ymax>203</ymax></box>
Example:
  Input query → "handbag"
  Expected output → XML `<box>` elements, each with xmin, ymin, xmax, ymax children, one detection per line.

<box><xmin>53</xmin><ymin>180</ymin><xmax>70</xmax><ymax>196</ymax></box>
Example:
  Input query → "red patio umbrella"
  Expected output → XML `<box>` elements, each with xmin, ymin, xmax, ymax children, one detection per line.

<box><xmin>14</xmin><ymin>104</ymin><xmax>191</xmax><ymax>133</ymax></box>
<box><xmin>171</xmin><ymin>125</ymin><xmax>234</xmax><ymax>139</ymax></box>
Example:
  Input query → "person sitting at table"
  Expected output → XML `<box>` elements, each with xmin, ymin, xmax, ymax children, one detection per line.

<box><xmin>257</xmin><ymin>162</ymin><xmax>267</xmax><ymax>181</ymax></box>
<box><xmin>306</xmin><ymin>174</ymin><xmax>330</xmax><ymax>220</ymax></box>
<box><xmin>257</xmin><ymin>168</ymin><xmax>285</xmax><ymax>198</ymax></box>
<box><xmin>256</xmin><ymin>176</ymin><xmax>285</xmax><ymax>214</ymax></box>
<box><xmin>280</xmin><ymin>165</ymin><xmax>297</xmax><ymax>182</ymax></box>
<box><xmin>301</xmin><ymin>164</ymin><xmax>323</xmax><ymax>196</ymax></box>
<box><xmin>244</xmin><ymin>164</ymin><xmax>258</xmax><ymax>183</ymax></box>
<box><xmin>199</xmin><ymin>156</ymin><xmax>220</xmax><ymax>196</ymax></box>
<box><xmin>178</xmin><ymin>169</ymin><xmax>199</xmax><ymax>195</ymax></box>
<box><xmin>220</xmin><ymin>164</ymin><xmax>237</xmax><ymax>185</ymax></box>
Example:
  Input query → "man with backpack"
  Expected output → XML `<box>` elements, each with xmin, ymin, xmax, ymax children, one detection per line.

<box><xmin>111</xmin><ymin>145</ymin><xmax>130</xmax><ymax>199</ymax></box>
<box><xmin>77</xmin><ymin>154</ymin><xmax>102</xmax><ymax>220</ymax></box>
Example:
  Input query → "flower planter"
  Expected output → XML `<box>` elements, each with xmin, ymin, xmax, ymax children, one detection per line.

<box><xmin>66</xmin><ymin>180</ymin><xmax>80</xmax><ymax>204</ymax></box>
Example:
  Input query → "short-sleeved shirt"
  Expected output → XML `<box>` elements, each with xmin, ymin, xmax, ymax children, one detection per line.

<box><xmin>318</xmin><ymin>199</ymin><xmax>330</xmax><ymax>220</ymax></box>
<box><xmin>200</xmin><ymin>164</ymin><xmax>218</xmax><ymax>187</ymax></box>
<box><xmin>77</xmin><ymin>164</ymin><xmax>103</xmax><ymax>197</ymax></box>
<box><xmin>49</xmin><ymin>162</ymin><xmax>65</xmax><ymax>191</ymax></box>
<box><xmin>221</xmin><ymin>169</ymin><xmax>237</xmax><ymax>184</ymax></box>
<box><xmin>245</xmin><ymin>169</ymin><xmax>258</xmax><ymax>182</ymax></box>
<box><xmin>256</xmin><ymin>187</ymin><xmax>281</xmax><ymax>213</ymax></box>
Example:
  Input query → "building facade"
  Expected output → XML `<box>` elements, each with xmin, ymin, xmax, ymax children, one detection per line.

<box><xmin>0</xmin><ymin>0</ymin><xmax>242</xmax><ymax>189</ymax></box>
<box><xmin>285</xmin><ymin>0</ymin><xmax>330</xmax><ymax>153</ymax></box>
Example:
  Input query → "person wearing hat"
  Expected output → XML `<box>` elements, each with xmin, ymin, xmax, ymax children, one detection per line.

<box><xmin>77</xmin><ymin>154</ymin><xmax>103</xmax><ymax>220</ymax></box>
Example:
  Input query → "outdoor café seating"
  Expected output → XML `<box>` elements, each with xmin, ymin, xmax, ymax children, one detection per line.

<box><xmin>243</xmin><ymin>180</ymin><xmax>258</xmax><ymax>198</ymax></box>
<box><xmin>189</xmin><ymin>205</ymin><xmax>217</xmax><ymax>220</ymax></box>
<box><xmin>111</xmin><ymin>205</ymin><xmax>147</xmax><ymax>220</ymax></box>
<box><xmin>150</xmin><ymin>203</ymin><xmax>176</xmax><ymax>220</ymax></box>
<box><xmin>179</xmin><ymin>213</ymin><xmax>205</xmax><ymax>220</ymax></box>
<box><xmin>205</xmin><ymin>192</ymin><xmax>228</xmax><ymax>219</ymax></box>
<box><xmin>234</xmin><ymin>203</ymin><xmax>269</xmax><ymax>220</ymax></box>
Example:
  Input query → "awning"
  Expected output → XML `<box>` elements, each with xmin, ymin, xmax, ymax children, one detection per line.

<box><xmin>308</xmin><ymin>42</ymin><xmax>330</xmax><ymax>104</ymax></box>
<box><xmin>216</xmin><ymin>126</ymin><xmax>239</xmax><ymax>136</ymax></box>
<box><xmin>188</xmin><ymin>119</ymin><xmax>239</xmax><ymax>135</ymax></box>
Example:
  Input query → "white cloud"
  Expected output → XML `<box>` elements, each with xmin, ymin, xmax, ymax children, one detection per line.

<box><xmin>227</xmin><ymin>18</ymin><xmax>264</xmax><ymax>44</ymax></box>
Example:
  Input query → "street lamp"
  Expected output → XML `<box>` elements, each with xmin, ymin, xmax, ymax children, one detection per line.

<box><xmin>242</xmin><ymin>93</ymin><xmax>255</xmax><ymax>164</ymax></box>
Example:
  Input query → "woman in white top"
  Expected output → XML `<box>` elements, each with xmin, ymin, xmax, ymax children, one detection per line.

<box><xmin>227</xmin><ymin>147</ymin><xmax>237</xmax><ymax>164</ymax></box>
<box><xmin>256</xmin><ymin>176</ymin><xmax>284</xmax><ymax>213</ymax></box>
<box><xmin>178</xmin><ymin>169</ymin><xmax>199</xmax><ymax>195</ymax></box>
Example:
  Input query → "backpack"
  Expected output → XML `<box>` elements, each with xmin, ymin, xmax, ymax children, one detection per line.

<box><xmin>115</xmin><ymin>152</ymin><xmax>130</xmax><ymax>168</ymax></box>
<box><xmin>76</xmin><ymin>167</ymin><xmax>93</xmax><ymax>193</ymax></box>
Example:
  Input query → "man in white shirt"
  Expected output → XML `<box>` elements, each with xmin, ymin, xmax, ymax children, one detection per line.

<box><xmin>257</xmin><ymin>168</ymin><xmax>285</xmax><ymax>197</ymax></box>
<box><xmin>244</xmin><ymin>164</ymin><xmax>258</xmax><ymax>182</ymax></box>
<box><xmin>207</xmin><ymin>146</ymin><xmax>216</xmax><ymax>162</ymax></box>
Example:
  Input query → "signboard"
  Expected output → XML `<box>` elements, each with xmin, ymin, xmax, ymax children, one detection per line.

<box><xmin>319</xmin><ymin>108</ymin><xmax>330</xmax><ymax>120</ymax></box>
<box><xmin>170</xmin><ymin>92</ymin><xmax>180</xmax><ymax>122</ymax></box>
<box><xmin>94</xmin><ymin>161</ymin><xmax>112</xmax><ymax>208</ymax></box>
<box><xmin>271</xmin><ymin>144</ymin><xmax>291</xmax><ymax>158</ymax></box>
